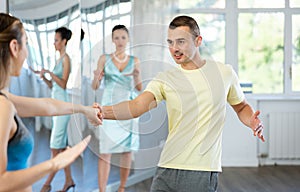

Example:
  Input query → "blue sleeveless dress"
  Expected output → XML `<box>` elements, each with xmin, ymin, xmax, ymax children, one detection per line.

<box><xmin>0</xmin><ymin>92</ymin><xmax>34</xmax><ymax>171</ymax></box>
<box><xmin>50</xmin><ymin>55</ymin><xmax>70</xmax><ymax>149</ymax></box>
<box><xmin>99</xmin><ymin>54</ymin><xmax>139</xmax><ymax>154</ymax></box>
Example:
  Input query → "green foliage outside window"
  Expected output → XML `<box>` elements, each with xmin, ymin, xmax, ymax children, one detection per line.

<box><xmin>238</xmin><ymin>13</ymin><xmax>284</xmax><ymax>94</ymax></box>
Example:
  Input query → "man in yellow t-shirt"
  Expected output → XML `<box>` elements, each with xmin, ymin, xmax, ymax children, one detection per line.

<box><xmin>98</xmin><ymin>15</ymin><xmax>265</xmax><ymax>192</ymax></box>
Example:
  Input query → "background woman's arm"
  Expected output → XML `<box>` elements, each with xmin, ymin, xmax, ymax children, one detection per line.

<box><xmin>133</xmin><ymin>57</ymin><xmax>142</xmax><ymax>91</ymax></box>
<box><xmin>49</xmin><ymin>55</ymin><xmax>71</xmax><ymax>89</ymax></box>
<box><xmin>92</xmin><ymin>55</ymin><xmax>105</xmax><ymax>90</ymax></box>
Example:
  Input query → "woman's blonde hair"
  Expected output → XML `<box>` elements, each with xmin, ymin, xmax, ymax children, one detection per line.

<box><xmin>0</xmin><ymin>13</ymin><xmax>24</xmax><ymax>90</ymax></box>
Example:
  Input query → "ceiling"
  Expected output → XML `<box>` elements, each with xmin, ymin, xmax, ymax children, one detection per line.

<box><xmin>8</xmin><ymin>0</ymin><xmax>105</xmax><ymax>11</ymax></box>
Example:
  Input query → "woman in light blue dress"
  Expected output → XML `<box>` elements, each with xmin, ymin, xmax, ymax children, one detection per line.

<box><xmin>40</xmin><ymin>27</ymin><xmax>75</xmax><ymax>192</ymax></box>
<box><xmin>92</xmin><ymin>25</ymin><xmax>142</xmax><ymax>192</ymax></box>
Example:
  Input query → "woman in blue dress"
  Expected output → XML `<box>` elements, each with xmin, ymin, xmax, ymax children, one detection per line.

<box><xmin>39</xmin><ymin>27</ymin><xmax>75</xmax><ymax>192</ymax></box>
<box><xmin>92</xmin><ymin>25</ymin><xmax>142</xmax><ymax>192</ymax></box>
<box><xmin>0</xmin><ymin>13</ymin><xmax>101</xmax><ymax>192</ymax></box>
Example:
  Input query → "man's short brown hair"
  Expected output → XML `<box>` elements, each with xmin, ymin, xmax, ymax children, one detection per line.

<box><xmin>169</xmin><ymin>15</ymin><xmax>200</xmax><ymax>38</ymax></box>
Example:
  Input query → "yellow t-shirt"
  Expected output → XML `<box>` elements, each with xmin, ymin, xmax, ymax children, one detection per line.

<box><xmin>144</xmin><ymin>60</ymin><xmax>245</xmax><ymax>172</ymax></box>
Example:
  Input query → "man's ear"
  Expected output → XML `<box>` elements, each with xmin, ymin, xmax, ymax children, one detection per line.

<box><xmin>9</xmin><ymin>39</ymin><xmax>19</xmax><ymax>58</ymax></box>
<box><xmin>195</xmin><ymin>35</ymin><xmax>202</xmax><ymax>47</ymax></box>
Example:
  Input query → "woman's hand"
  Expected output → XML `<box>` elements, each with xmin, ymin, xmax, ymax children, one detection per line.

<box><xmin>93</xmin><ymin>68</ymin><xmax>104</xmax><ymax>81</ymax></box>
<box><xmin>29</xmin><ymin>66</ymin><xmax>41</xmax><ymax>74</ymax></box>
<box><xmin>40</xmin><ymin>68</ymin><xmax>52</xmax><ymax>79</ymax></box>
<box><xmin>123</xmin><ymin>67</ymin><xmax>140</xmax><ymax>77</ymax></box>
<box><xmin>51</xmin><ymin>135</ymin><xmax>91</xmax><ymax>171</ymax></box>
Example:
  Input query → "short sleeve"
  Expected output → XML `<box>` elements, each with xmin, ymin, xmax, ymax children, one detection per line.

<box><xmin>144</xmin><ymin>73</ymin><xmax>165</xmax><ymax>103</ymax></box>
<box><xmin>227</xmin><ymin>67</ymin><xmax>245</xmax><ymax>105</ymax></box>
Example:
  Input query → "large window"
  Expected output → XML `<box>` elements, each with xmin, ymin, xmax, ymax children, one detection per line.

<box><xmin>178</xmin><ymin>0</ymin><xmax>300</xmax><ymax>95</ymax></box>
<box><xmin>238</xmin><ymin>13</ymin><xmax>284</xmax><ymax>94</ymax></box>
<box><xmin>292</xmin><ymin>14</ymin><xmax>300</xmax><ymax>92</ymax></box>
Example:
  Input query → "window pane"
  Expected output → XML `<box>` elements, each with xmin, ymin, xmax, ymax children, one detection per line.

<box><xmin>238</xmin><ymin>0</ymin><xmax>285</xmax><ymax>8</ymax></box>
<box><xmin>292</xmin><ymin>15</ymin><xmax>300</xmax><ymax>92</ymax></box>
<box><xmin>23</xmin><ymin>23</ymin><xmax>34</xmax><ymax>31</ymax></box>
<box><xmin>39</xmin><ymin>32</ymin><xmax>48</xmax><ymax>68</ymax></box>
<box><xmin>38</xmin><ymin>23</ymin><xmax>46</xmax><ymax>31</ymax></box>
<box><xmin>290</xmin><ymin>0</ymin><xmax>300</xmax><ymax>8</ymax></box>
<box><xmin>46</xmin><ymin>31</ymin><xmax>55</xmax><ymax>70</ymax></box>
<box><xmin>87</xmin><ymin>12</ymin><xmax>97</xmax><ymax>22</ymax></box>
<box><xmin>179</xmin><ymin>0</ymin><xmax>225</xmax><ymax>9</ymax></box>
<box><xmin>96</xmin><ymin>10</ymin><xmax>104</xmax><ymax>20</ymax></box>
<box><xmin>119</xmin><ymin>2</ymin><xmax>132</xmax><ymax>14</ymax></box>
<box><xmin>70</xmin><ymin>9</ymin><xmax>80</xmax><ymax>20</ymax></box>
<box><xmin>105</xmin><ymin>5</ymin><xmax>113</xmax><ymax>17</ymax></box>
<box><xmin>47</xmin><ymin>20</ymin><xmax>58</xmax><ymax>31</ymax></box>
<box><xmin>238</xmin><ymin>13</ymin><xmax>284</xmax><ymax>94</ymax></box>
<box><xmin>57</xmin><ymin>17</ymin><xmax>68</xmax><ymax>28</ymax></box>
<box><xmin>189</xmin><ymin>14</ymin><xmax>225</xmax><ymax>63</ymax></box>
<box><xmin>26</xmin><ymin>31</ymin><xmax>42</xmax><ymax>70</ymax></box>
<box><xmin>111</xmin><ymin>4</ymin><xmax>118</xmax><ymax>16</ymax></box>
<box><xmin>104</xmin><ymin>19</ymin><xmax>112</xmax><ymax>38</ymax></box>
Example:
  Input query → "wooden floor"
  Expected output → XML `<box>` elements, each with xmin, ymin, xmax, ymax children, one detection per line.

<box><xmin>127</xmin><ymin>166</ymin><xmax>300</xmax><ymax>192</ymax></box>
<box><xmin>25</xmin><ymin>118</ymin><xmax>300</xmax><ymax>192</ymax></box>
<box><xmin>218</xmin><ymin>166</ymin><xmax>300</xmax><ymax>192</ymax></box>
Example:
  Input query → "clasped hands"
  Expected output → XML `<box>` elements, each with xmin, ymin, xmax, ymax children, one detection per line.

<box><xmin>39</xmin><ymin>68</ymin><xmax>52</xmax><ymax>79</ymax></box>
<box><xmin>28</xmin><ymin>66</ymin><xmax>52</xmax><ymax>79</ymax></box>
<box><xmin>89</xmin><ymin>103</ymin><xmax>103</xmax><ymax>126</ymax></box>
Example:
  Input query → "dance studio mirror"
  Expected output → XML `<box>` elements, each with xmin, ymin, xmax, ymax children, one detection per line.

<box><xmin>8</xmin><ymin>0</ymin><xmax>169</xmax><ymax>191</ymax></box>
<box><xmin>8</xmin><ymin>0</ymin><xmax>81</xmax><ymax>94</ymax></box>
<box><xmin>7</xmin><ymin>0</ymin><xmax>85</xmax><ymax>190</ymax></box>
<box><xmin>8</xmin><ymin>0</ymin><xmax>82</xmax><ymax>149</ymax></box>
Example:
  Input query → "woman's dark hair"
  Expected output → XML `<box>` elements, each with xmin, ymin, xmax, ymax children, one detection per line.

<box><xmin>112</xmin><ymin>25</ymin><xmax>129</xmax><ymax>37</ymax></box>
<box><xmin>81</xmin><ymin>28</ymin><xmax>85</xmax><ymax>41</ymax></box>
<box><xmin>55</xmin><ymin>27</ymin><xmax>72</xmax><ymax>45</ymax></box>
<box><xmin>0</xmin><ymin>13</ymin><xmax>24</xmax><ymax>89</ymax></box>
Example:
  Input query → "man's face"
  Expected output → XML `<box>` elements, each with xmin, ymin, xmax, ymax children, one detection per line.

<box><xmin>167</xmin><ymin>26</ymin><xmax>200</xmax><ymax>65</ymax></box>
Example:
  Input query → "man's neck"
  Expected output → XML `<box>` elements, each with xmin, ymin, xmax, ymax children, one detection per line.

<box><xmin>181</xmin><ymin>55</ymin><xmax>206</xmax><ymax>70</ymax></box>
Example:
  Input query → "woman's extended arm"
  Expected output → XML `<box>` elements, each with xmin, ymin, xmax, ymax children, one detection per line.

<box><xmin>0</xmin><ymin>101</ymin><xmax>90</xmax><ymax>191</ymax></box>
<box><xmin>3</xmin><ymin>90</ymin><xmax>101</xmax><ymax>126</ymax></box>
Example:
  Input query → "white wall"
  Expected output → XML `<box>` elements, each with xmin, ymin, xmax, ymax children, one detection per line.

<box><xmin>256</xmin><ymin>97</ymin><xmax>300</xmax><ymax>165</ymax></box>
<box><xmin>222</xmin><ymin>99</ymin><xmax>258</xmax><ymax>167</ymax></box>
<box><xmin>222</xmin><ymin>96</ymin><xmax>300</xmax><ymax>167</ymax></box>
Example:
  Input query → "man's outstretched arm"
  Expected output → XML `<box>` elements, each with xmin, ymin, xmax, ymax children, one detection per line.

<box><xmin>231</xmin><ymin>100</ymin><xmax>265</xmax><ymax>142</ymax></box>
<box><xmin>102</xmin><ymin>91</ymin><xmax>157</xmax><ymax>120</ymax></box>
